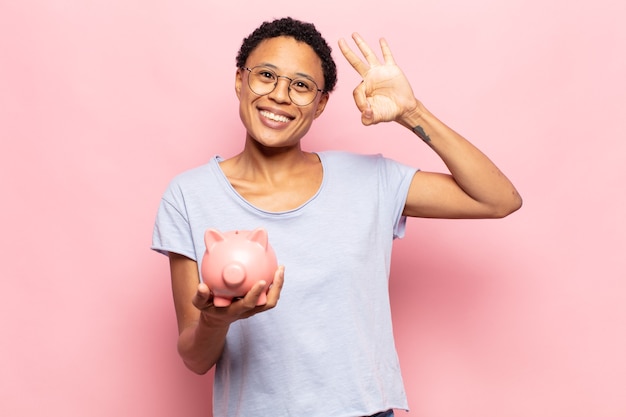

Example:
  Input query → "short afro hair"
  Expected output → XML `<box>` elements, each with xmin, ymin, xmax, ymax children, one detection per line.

<box><xmin>236</xmin><ymin>17</ymin><xmax>337</xmax><ymax>93</ymax></box>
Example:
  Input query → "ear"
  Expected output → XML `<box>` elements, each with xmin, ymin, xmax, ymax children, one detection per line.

<box><xmin>247</xmin><ymin>227</ymin><xmax>269</xmax><ymax>250</ymax></box>
<box><xmin>313</xmin><ymin>92</ymin><xmax>329</xmax><ymax>119</ymax></box>
<box><xmin>204</xmin><ymin>228</ymin><xmax>226</xmax><ymax>251</ymax></box>
<box><xmin>235</xmin><ymin>68</ymin><xmax>243</xmax><ymax>99</ymax></box>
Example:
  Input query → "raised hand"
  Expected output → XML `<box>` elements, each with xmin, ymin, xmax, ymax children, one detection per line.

<box><xmin>338</xmin><ymin>33</ymin><xmax>419</xmax><ymax>126</ymax></box>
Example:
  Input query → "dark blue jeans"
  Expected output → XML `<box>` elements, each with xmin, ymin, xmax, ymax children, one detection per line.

<box><xmin>368</xmin><ymin>411</ymin><xmax>394</xmax><ymax>417</ymax></box>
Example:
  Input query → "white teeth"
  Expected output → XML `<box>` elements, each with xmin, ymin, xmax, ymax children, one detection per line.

<box><xmin>260</xmin><ymin>110</ymin><xmax>291</xmax><ymax>123</ymax></box>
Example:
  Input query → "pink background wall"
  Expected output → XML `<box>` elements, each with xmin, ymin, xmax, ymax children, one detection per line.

<box><xmin>1</xmin><ymin>1</ymin><xmax>624</xmax><ymax>416</ymax></box>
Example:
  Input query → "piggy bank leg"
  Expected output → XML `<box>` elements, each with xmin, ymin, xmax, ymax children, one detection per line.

<box><xmin>213</xmin><ymin>296</ymin><xmax>233</xmax><ymax>307</ymax></box>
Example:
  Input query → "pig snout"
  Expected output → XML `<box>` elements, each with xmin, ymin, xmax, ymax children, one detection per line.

<box><xmin>222</xmin><ymin>262</ymin><xmax>246</xmax><ymax>287</ymax></box>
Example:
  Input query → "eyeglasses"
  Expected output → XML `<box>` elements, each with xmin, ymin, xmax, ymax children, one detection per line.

<box><xmin>242</xmin><ymin>66</ymin><xmax>324</xmax><ymax>106</ymax></box>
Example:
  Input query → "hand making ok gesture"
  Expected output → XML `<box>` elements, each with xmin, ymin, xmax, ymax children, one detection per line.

<box><xmin>338</xmin><ymin>33</ymin><xmax>421</xmax><ymax>126</ymax></box>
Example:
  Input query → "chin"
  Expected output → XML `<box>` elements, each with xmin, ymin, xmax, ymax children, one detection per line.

<box><xmin>250</xmin><ymin>130</ymin><xmax>306</xmax><ymax>149</ymax></box>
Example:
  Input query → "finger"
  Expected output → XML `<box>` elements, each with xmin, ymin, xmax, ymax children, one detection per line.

<box><xmin>379</xmin><ymin>37</ymin><xmax>396</xmax><ymax>65</ymax></box>
<box><xmin>265</xmin><ymin>266</ymin><xmax>285</xmax><ymax>307</ymax></box>
<box><xmin>338</xmin><ymin>38</ymin><xmax>369</xmax><ymax>77</ymax></box>
<box><xmin>352</xmin><ymin>82</ymin><xmax>371</xmax><ymax>113</ymax></box>
<box><xmin>192</xmin><ymin>282</ymin><xmax>213</xmax><ymax>310</ymax></box>
<box><xmin>238</xmin><ymin>266</ymin><xmax>285</xmax><ymax>314</ymax></box>
<box><xmin>351</xmin><ymin>32</ymin><xmax>381</xmax><ymax>66</ymax></box>
<box><xmin>221</xmin><ymin>267</ymin><xmax>286</xmax><ymax>321</ymax></box>
<box><xmin>238</xmin><ymin>279</ymin><xmax>270</xmax><ymax>309</ymax></box>
<box><xmin>361</xmin><ymin>105</ymin><xmax>374</xmax><ymax>125</ymax></box>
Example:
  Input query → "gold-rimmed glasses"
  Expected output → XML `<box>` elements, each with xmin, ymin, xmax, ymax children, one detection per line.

<box><xmin>242</xmin><ymin>66</ymin><xmax>323</xmax><ymax>106</ymax></box>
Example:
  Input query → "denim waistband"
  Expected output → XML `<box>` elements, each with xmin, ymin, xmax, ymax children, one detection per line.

<box><xmin>367</xmin><ymin>410</ymin><xmax>394</xmax><ymax>417</ymax></box>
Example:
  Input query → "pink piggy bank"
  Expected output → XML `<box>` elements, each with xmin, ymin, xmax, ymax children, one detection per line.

<box><xmin>201</xmin><ymin>228</ymin><xmax>278</xmax><ymax>307</ymax></box>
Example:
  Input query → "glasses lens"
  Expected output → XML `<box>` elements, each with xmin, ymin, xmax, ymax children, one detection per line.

<box><xmin>247</xmin><ymin>66</ymin><xmax>320</xmax><ymax>106</ymax></box>
<box><xmin>289</xmin><ymin>77</ymin><xmax>319</xmax><ymax>106</ymax></box>
<box><xmin>248</xmin><ymin>67</ymin><xmax>278</xmax><ymax>96</ymax></box>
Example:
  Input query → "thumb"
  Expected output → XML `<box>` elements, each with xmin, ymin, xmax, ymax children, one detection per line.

<box><xmin>361</xmin><ymin>101</ymin><xmax>375</xmax><ymax>125</ymax></box>
<box><xmin>192</xmin><ymin>282</ymin><xmax>212</xmax><ymax>309</ymax></box>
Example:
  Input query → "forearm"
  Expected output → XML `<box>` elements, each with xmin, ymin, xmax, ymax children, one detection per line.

<box><xmin>177</xmin><ymin>317</ymin><xmax>229</xmax><ymax>375</ymax></box>
<box><xmin>400</xmin><ymin>102</ymin><xmax>522</xmax><ymax>217</ymax></box>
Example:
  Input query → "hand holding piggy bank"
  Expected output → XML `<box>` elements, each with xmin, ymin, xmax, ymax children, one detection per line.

<box><xmin>201</xmin><ymin>228</ymin><xmax>278</xmax><ymax>307</ymax></box>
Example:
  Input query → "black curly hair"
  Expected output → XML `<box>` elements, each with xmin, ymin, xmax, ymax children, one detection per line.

<box><xmin>235</xmin><ymin>17</ymin><xmax>337</xmax><ymax>93</ymax></box>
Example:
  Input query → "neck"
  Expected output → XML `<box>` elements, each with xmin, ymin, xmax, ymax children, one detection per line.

<box><xmin>230</xmin><ymin>139</ymin><xmax>316</xmax><ymax>184</ymax></box>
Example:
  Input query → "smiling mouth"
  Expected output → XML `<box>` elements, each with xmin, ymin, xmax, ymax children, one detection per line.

<box><xmin>260</xmin><ymin>110</ymin><xmax>292</xmax><ymax>123</ymax></box>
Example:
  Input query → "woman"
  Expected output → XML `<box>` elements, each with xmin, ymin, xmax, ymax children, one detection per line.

<box><xmin>152</xmin><ymin>17</ymin><xmax>521</xmax><ymax>417</ymax></box>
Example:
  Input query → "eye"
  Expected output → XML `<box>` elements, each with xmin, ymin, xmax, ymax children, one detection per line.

<box><xmin>291</xmin><ymin>79</ymin><xmax>314</xmax><ymax>92</ymax></box>
<box><xmin>255</xmin><ymin>69</ymin><xmax>277</xmax><ymax>82</ymax></box>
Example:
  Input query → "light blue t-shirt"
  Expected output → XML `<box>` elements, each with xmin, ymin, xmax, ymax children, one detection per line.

<box><xmin>152</xmin><ymin>151</ymin><xmax>417</xmax><ymax>417</ymax></box>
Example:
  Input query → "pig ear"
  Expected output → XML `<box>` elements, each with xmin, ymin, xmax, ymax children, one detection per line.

<box><xmin>248</xmin><ymin>227</ymin><xmax>268</xmax><ymax>249</ymax></box>
<box><xmin>204</xmin><ymin>228</ymin><xmax>225</xmax><ymax>250</ymax></box>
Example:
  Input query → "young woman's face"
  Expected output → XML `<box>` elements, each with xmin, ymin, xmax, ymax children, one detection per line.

<box><xmin>235</xmin><ymin>36</ymin><xmax>329</xmax><ymax>149</ymax></box>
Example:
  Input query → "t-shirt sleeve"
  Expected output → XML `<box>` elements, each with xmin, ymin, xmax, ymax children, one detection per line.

<box><xmin>377</xmin><ymin>156</ymin><xmax>419</xmax><ymax>239</ymax></box>
<box><xmin>151</xmin><ymin>182</ymin><xmax>197</xmax><ymax>260</ymax></box>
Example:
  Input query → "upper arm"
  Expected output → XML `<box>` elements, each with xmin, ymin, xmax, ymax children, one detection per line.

<box><xmin>403</xmin><ymin>171</ymin><xmax>500</xmax><ymax>219</ymax></box>
<box><xmin>168</xmin><ymin>252</ymin><xmax>202</xmax><ymax>334</ymax></box>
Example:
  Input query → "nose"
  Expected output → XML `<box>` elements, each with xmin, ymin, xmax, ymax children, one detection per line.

<box><xmin>268</xmin><ymin>76</ymin><xmax>292</xmax><ymax>104</ymax></box>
